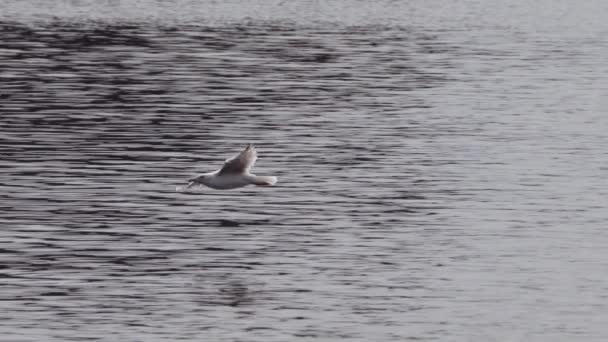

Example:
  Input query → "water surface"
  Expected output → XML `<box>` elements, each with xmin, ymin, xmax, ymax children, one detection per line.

<box><xmin>1</xmin><ymin>1</ymin><xmax>607</xmax><ymax>341</ymax></box>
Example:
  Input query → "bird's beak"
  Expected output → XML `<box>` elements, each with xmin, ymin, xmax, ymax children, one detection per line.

<box><xmin>184</xmin><ymin>181</ymin><xmax>195</xmax><ymax>189</ymax></box>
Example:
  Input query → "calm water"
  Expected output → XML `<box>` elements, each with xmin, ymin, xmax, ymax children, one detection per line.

<box><xmin>1</xmin><ymin>1</ymin><xmax>607</xmax><ymax>341</ymax></box>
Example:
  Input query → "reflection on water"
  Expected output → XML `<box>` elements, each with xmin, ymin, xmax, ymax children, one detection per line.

<box><xmin>1</xmin><ymin>0</ymin><xmax>608</xmax><ymax>341</ymax></box>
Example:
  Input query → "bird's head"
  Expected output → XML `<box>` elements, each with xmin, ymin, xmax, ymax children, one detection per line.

<box><xmin>188</xmin><ymin>173</ymin><xmax>210</xmax><ymax>184</ymax></box>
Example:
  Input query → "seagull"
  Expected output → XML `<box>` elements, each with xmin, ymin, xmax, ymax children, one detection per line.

<box><xmin>182</xmin><ymin>144</ymin><xmax>277</xmax><ymax>190</ymax></box>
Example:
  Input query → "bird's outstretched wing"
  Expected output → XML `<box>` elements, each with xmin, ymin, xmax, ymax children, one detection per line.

<box><xmin>218</xmin><ymin>144</ymin><xmax>257</xmax><ymax>175</ymax></box>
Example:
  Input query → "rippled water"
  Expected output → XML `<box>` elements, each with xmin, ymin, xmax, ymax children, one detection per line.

<box><xmin>1</xmin><ymin>0</ymin><xmax>607</xmax><ymax>341</ymax></box>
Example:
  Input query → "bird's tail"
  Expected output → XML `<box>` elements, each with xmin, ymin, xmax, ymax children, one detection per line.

<box><xmin>250</xmin><ymin>175</ymin><xmax>277</xmax><ymax>186</ymax></box>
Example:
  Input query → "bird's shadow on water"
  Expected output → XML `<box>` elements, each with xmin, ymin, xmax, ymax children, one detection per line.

<box><xmin>155</xmin><ymin>182</ymin><xmax>281</xmax><ymax>310</ymax></box>
<box><xmin>190</xmin><ymin>275</ymin><xmax>258</xmax><ymax>308</ymax></box>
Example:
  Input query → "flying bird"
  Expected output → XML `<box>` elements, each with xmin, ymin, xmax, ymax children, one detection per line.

<box><xmin>182</xmin><ymin>144</ymin><xmax>277</xmax><ymax>190</ymax></box>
